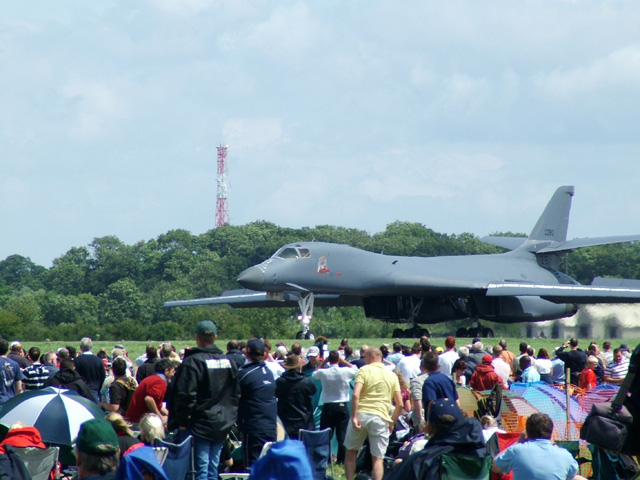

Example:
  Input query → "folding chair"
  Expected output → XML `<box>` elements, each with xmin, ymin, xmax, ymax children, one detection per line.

<box><xmin>116</xmin><ymin>445</ymin><xmax>170</xmax><ymax>480</ymax></box>
<box><xmin>299</xmin><ymin>428</ymin><xmax>333</xmax><ymax>480</ymax></box>
<box><xmin>152</xmin><ymin>446</ymin><xmax>169</xmax><ymax>466</ymax></box>
<box><xmin>11</xmin><ymin>446</ymin><xmax>59</xmax><ymax>480</ymax></box>
<box><xmin>439</xmin><ymin>454</ymin><xmax>492</xmax><ymax>480</ymax></box>
<box><xmin>155</xmin><ymin>435</ymin><xmax>195</xmax><ymax>480</ymax></box>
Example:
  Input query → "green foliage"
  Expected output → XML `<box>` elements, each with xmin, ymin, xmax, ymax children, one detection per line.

<box><xmin>2</xmin><ymin>221</ymin><xmax>640</xmax><ymax>341</ymax></box>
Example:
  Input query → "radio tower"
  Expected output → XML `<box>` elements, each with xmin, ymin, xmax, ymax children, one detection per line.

<box><xmin>215</xmin><ymin>144</ymin><xmax>229</xmax><ymax>227</ymax></box>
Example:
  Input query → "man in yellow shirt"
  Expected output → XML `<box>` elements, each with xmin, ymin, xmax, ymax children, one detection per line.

<box><xmin>344</xmin><ymin>347</ymin><xmax>403</xmax><ymax>480</ymax></box>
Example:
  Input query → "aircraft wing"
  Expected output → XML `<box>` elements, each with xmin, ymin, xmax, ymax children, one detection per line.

<box><xmin>536</xmin><ymin>235</ymin><xmax>640</xmax><ymax>254</ymax></box>
<box><xmin>485</xmin><ymin>282</ymin><xmax>640</xmax><ymax>304</ymax></box>
<box><xmin>163</xmin><ymin>289</ymin><xmax>362</xmax><ymax>309</ymax></box>
<box><xmin>480</xmin><ymin>236</ymin><xmax>527</xmax><ymax>251</ymax></box>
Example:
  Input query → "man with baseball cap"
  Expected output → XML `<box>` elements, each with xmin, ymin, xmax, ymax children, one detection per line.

<box><xmin>384</xmin><ymin>399</ymin><xmax>486</xmax><ymax>480</ymax></box>
<box><xmin>238</xmin><ymin>339</ymin><xmax>278</xmax><ymax>468</ymax></box>
<box><xmin>75</xmin><ymin>418</ymin><xmax>120</xmax><ymax>479</ymax></box>
<box><xmin>169</xmin><ymin>320</ymin><xmax>239</xmax><ymax>480</ymax></box>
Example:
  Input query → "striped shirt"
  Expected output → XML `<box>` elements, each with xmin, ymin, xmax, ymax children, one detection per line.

<box><xmin>605</xmin><ymin>359</ymin><xmax>629</xmax><ymax>380</ymax></box>
<box><xmin>22</xmin><ymin>364</ymin><xmax>51</xmax><ymax>390</ymax></box>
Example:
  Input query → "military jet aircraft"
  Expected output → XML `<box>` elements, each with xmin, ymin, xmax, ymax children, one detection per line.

<box><xmin>165</xmin><ymin>186</ymin><xmax>640</xmax><ymax>338</ymax></box>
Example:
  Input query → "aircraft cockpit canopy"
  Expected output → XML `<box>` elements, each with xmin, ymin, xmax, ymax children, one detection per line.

<box><xmin>272</xmin><ymin>246</ymin><xmax>311</xmax><ymax>259</ymax></box>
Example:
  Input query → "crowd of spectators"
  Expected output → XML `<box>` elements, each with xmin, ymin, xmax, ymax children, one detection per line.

<box><xmin>0</xmin><ymin>332</ymin><xmax>634</xmax><ymax>480</ymax></box>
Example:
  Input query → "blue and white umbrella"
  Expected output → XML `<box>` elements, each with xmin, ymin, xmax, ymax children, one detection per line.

<box><xmin>0</xmin><ymin>387</ymin><xmax>104</xmax><ymax>445</ymax></box>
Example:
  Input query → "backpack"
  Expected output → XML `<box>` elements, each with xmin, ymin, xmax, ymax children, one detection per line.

<box><xmin>115</xmin><ymin>378</ymin><xmax>136</xmax><ymax>414</ymax></box>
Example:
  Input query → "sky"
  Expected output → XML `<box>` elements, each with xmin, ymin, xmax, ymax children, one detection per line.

<box><xmin>2</xmin><ymin>1</ymin><xmax>640</xmax><ymax>268</ymax></box>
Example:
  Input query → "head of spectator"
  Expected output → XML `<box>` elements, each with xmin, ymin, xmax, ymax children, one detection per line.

<box><xmin>154</xmin><ymin>358</ymin><xmax>176</xmax><ymax>379</ymax></box>
<box><xmin>525</xmin><ymin>413</ymin><xmax>553</xmax><ymax>440</ymax></box>
<box><xmin>452</xmin><ymin>358</ymin><xmax>466</xmax><ymax>377</ymax></box>
<box><xmin>492</xmin><ymin>345</ymin><xmax>503</xmax><ymax>358</ymax></box>
<box><xmin>112</xmin><ymin>358</ymin><xmax>128</xmax><ymax>378</ymax></box>
<box><xmin>603</xmin><ymin>341</ymin><xmax>612</xmax><ymax>352</ymax></box>
<box><xmin>392</xmin><ymin>342</ymin><xmax>403</xmax><ymax>354</ymax></box>
<box><xmin>519</xmin><ymin>355</ymin><xmax>532</xmax><ymax>371</ymax></box>
<box><xmin>328</xmin><ymin>350</ymin><xmax>340</xmax><ymax>365</ymax></box>
<box><xmin>110</xmin><ymin>348</ymin><xmax>123</xmax><ymax>361</ymax></box>
<box><xmin>344</xmin><ymin>345</ymin><xmax>353</xmax><ymax>358</ymax></box>
<box><xmin>537</xmin><ymin>348</ymin><xmax>549</xmax><ymax>359</ymax></box>
<box><xmin>43</xmin><ymin>351</ymin><xmax>57</xmax><ymax>365</ymax></box>
<box><xmin>79</xmin><ymin>337</ymin><xmax>93</xmax><ymax>353</ymax></box>
<box><xmin>434</xmin><ymin>346</ymin><xmax>444</xmax><ymax>354</ymax></box>
<box><xmin>613</xmin><ymin>348</ymin><xmax>625</xmax><ymax>364</ymax></box>
<box><xmin>619</xmin><ymin>343</ymin><xmax>630</xmax><ymax>354</ymax></box>
<box><xmin>518</xmin><ymin>342</ymin><xmax>528</xmax><ymax>354</ymax></box>
<box><xmin>196</xmin><ymin>320</ymin><xmax>217</xmax><ymax>347</ymax></box>
<box><xmin>160</xmin><ymin>343</ymin><xmax>174</xmax><ymax>359</ymax></box>
<box><xmin>472</xmin><ymin>341</ymin><xmax>484</xmax><ymax>353</ymax></box>
<box><xmin>481</xmin><ymin>354</ymin><xmax>493</xmax><ymax>365</ymax></box>
<box><xmin>275</xmin><ymin>345</ymin><xmax>288</xmax><ymax>360</ymax></box>
<box><xmin>526</xmin><ymin>346</ymin><xmax>535</xmax><ymax>357</ymax></box>
<box><xmin>246</xmin><ymin>339</ymin><xmax>266</xmax><ymax>363</ymax></box>
<box><xmin>75</xmin><ymin>418</ymin><xmax>120</xmax><ymax>478</ymax></box>
<box><xmin>27</xmin><ymin>346</ymin><xmax>40</xmax><ymax>363</ymax></box>
<box><xmin>411</xmin><ymin>342</ymin><xmax>421</xmax><ymax>355</ymax></box>
<box><xmin>458</xmin><ymin>346</ymin><xmax>469</xmax><ymax>358</ymax></box>
<box><xmin>423</xmin><ymin>351</ymin><xmax>440</xmax><ymax>373</ymax></box>
<box><xmin>0</xmin><ymin>340</ymin><xmax>9</xmax><ymax>357</ymax></box>
<box><xmin>290</xmin><ymin>342</ymin><xmax>302</xmax><ymax>356</ymax></box>
<box><xmin>402</xmin><ymin>345</ymin><xmax>412</xmax><ymax>356</ymax></box>
<box><xmin>315</xmin><ymin>336</ymin><xmax>328</xmax><ymax>346</ymax></box>
<box><xmin>138</xmin><ymin>413</ymin><xmax>165</xmax><ymax>445</ymax></box>
<box><xmin>57</xmin><ymin>347</ymin><xmax>70</xmax><ymax>362</ymax></box>
<box><xmin>569</xmin><ymin>338</ymin><xmax>579</xmax><ymax>349</ymax></box>
<box><xmin>444</xmin><ymin>336</ymin><xmax>456</xmax><ymax>351</ymax></box>
<box><xmin>146</xmin><ymin>344</ymin><xmax>158</xmax><ymax>361</ymax></box>
<box><xmin>227</xmin><ymin>340</ymin><xmax>239</xmax><ymax>353</ymax></box>
<box><xmin>66</xmin><ymin>345</ymin><xmax>77</xmax><ymax>358</ymax></box>
<box><xmin>420</xmin><ymin>336</ymin><xmax>431</xmax><ymax>353</ymax></box>
<box><xmin>426</xmin><ymin>399</ymin><xmax>462</xmax><ymax>437</ymax></box>
<box><xmin>499</xmin><ymin>339</ymin><xmax>509</xmax><ymax>351</ymax></box>
<box><xmin>480</xmin><ymin>414</ymin><xmax>498</xmax><ymax>429</ymax></box>
<box><xmin>380</xmin><ymin>344</ymin><xmax>389</xmax><ymax>358</ymax></box>
<box><xmin>586</xmin><ymin>355</ymin><xmax>598</xmax><ymax>370</ymax></box>
<box><xmin>10</xmin><ymin>342</ymin><xmax>23</xmax><ymax>356</ymax></box>
<box><xmin>60</xmin><ymin>359</ymin><xmax>76</xmax><ymax>372</ymax></box>
<box><xmin>364</xmin><ymin>347</ymin><xmax>383</xmax><ymax>365</ymax></box>
<box><xmin>283</xmin><ymin>355</ymin><xmax>302</xmax><ymax>372</ymax></box>
<box><xmin>263</xmin><ymin>339</ymin><xmax>272</xmax><ymax>355</ymax></box>
<box><xmin>105</xmin><ymin>412</ymin><xmax>135</xmax><ymax>438</ymax></box>
<box><xmin>340</xmin><ymin>338</ymin><xmax>349</xmax><ymax>348</ymax></box>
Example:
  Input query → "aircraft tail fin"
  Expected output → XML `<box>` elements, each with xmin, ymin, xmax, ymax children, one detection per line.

<box><xmin>527</xmin><ymin>186</ymin><xmax>574</xmax><ymax>243</ymax></box>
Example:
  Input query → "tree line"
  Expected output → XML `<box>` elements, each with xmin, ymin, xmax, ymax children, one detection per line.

<box><xmin>1</xmin><ymin>221</ymin><xmax>639</xmax><ymax>341</ymax></box>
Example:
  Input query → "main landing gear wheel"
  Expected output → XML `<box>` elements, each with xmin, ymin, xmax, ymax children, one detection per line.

<box><xmin>457</xmin><ymin>326</ymin><xmax>494</xmax><ymax>338</ymax></box>
<box><xmin>456</xmin><ymin>327</ymin><xmax>468</xmax><ymax>337</ymax></box>
<box><xmin>392</xmin><ymin>327</ymin><xmax>431</xmax><ymax>338</ymax></box>
<box><xmin>296</xmin><ymin>330</ymin><xmax>316</xmax><ymax>340</ymax></box>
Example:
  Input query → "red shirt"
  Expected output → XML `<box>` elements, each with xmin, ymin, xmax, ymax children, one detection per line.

<box><xmin>579</xmin><ymin>367</ymin><xmax>597</xmax><ymax>390</ymax></box>
<box><xmin>125</xmin><ymin>374</ymin><xmax>167</xmax><ymax>423</ymax></box>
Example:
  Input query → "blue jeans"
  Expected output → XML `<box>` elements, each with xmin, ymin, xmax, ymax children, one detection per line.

<box><xmin>191</xmin><ymin>432</ymin><xmax>224</xmax><ymax>480</ymax></box>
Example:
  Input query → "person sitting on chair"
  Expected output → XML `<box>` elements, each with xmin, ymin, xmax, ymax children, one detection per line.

<box><xmin>75</xmin><ymin>418</ymin><xmax>120</xmax><ymax>479</ymax></box>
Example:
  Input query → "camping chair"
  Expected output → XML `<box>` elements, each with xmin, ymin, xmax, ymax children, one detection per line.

<box><xmin>439</xmin><ymin>454</ymin><xmax>492</xmax><ymax>480</ymax></box>
<box><xmin>299</xmin><ymin>428</ymin><xmax>334</xmax><ymax>480</ymax></box>
<box><xmin>152</xmin><ymin>446</ymin><xmax>168</xmax><ymax>466</ymax></box>
<box><xmin>11</xmin><ymin>446</ymin><xmax>59</xmax><ymax>480</ymax></box>
<box><xmin>155</xmin><ymin>435</ymin><xmax>194</xmax><ymax>480</ymax></box>
<box><xmin>116</xmin><ymin>445</ymin><xmax>170</xmax><ymax>480</ymax></box>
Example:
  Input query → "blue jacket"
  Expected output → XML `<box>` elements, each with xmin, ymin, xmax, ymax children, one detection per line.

<box><xmin>238</xmin><ymin>361</ymin><xmax>277</xmax><ymax>434</ymax></box>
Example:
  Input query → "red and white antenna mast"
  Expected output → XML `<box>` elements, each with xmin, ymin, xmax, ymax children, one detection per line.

<box><xmin>215</xmin><ymin>144</ymin><xmax>229</xmax><ymax>227</ymax></box>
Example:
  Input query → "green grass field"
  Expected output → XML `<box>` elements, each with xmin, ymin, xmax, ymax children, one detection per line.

<box><xmin>31</xmin><ymin>336</ymin><xmax>637</xmax><ymax>361</ymax></box>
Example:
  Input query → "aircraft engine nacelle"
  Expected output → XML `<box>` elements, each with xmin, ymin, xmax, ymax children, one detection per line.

<box><xmin>362</xmin><ymin>296</ymin><xmax>468</xmax><ymax>324</ymax></box>
<box><xmin>470</xmin><ymin>295</ymin><xmax>577</xmax><ymax>323</ymax></box>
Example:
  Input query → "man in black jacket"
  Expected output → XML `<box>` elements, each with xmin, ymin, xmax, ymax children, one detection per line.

<box><xmin>275</xmin><ymin>354</ymin><xmax>317</xmax><ymax>438</ymax></box>
<box><xmin>384</xmin><ymin>399</ymin><xmax>486</xmax><ymax>480</ymax></box>
<box><xmin>555</xmin><ymin>338</ymin><xmax>587</xmax><ymax>386</ymax></box>
<box><xmin>170</xmin><ymin>320</ymin><xmax>239</xmax><ymax>480</ymax></box>
<box><xmin>238</xmin><ymin>339</ymin><xmax>278</xmax><ymax>468</ymax></box>
<box><xmin>74</xmin><ymin>337</ymin><xmax>106</xmax><ymax>403</ymax></box>
<box><xmin>44</xmin><ymin>360</ymin><xmax>94</xmax><ymax>402</ymax></box>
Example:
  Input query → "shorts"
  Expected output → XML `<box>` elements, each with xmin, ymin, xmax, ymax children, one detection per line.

<box><xmin>343</xmin><ymin>412</ymin><xmax>390</xmax><ymax>458</ymax></box>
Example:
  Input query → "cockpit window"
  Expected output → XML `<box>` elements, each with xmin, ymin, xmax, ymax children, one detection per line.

<box><xmin>272</xmin><ymin>247</ymin><xmax>311</xmax><ymax>259</ymax></box>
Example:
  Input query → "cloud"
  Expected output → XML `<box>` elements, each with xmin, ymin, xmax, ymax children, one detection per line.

<box><xmin>534</xmin><ymin>44</ymin><xmax>640</xmax><ymax>99</ymax></box>
<box><xmin>222</xmin><ymin>117</ymin><xmax>285</xmax><ymax>151</ymax></box>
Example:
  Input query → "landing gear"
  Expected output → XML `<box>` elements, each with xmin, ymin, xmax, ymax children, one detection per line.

<box><xmin>391</xmin><ymin>327</ymin><xmax>430</xmax><ymax>339</ymax></box>
<box><xmin>457</xmin><ymin>321</ymin><xmax>493</xmax><ymax>338</ymax></box>
<box><xmin>295</xmin><ymin>293</ymin><xmax>315</xmax><ymax>341</ymax></box>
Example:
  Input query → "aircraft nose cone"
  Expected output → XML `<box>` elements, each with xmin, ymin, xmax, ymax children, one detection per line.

<box><xmin>237</xmin><ymin>267</ymin><xmax>264</xmax><ymax>290</ymax></box>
